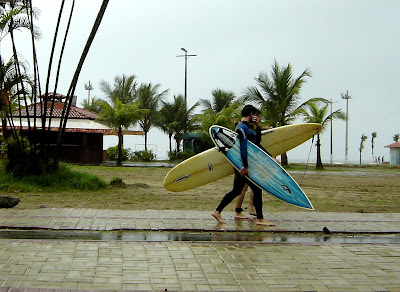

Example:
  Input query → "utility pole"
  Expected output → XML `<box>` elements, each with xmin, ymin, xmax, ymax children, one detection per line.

<box><xmin>84</xmin><ymin>81</ymin><xmax>93</xmax><ymax>104</ymax></box>
<box><xmin>177</xmin><ymin>48</ymin><xmax>197</xmax><ymax>109</ymax></box>
<box><xmin>341</xmin><ymin>91</ymin><xmax>351</xmax><ymax>164</ymax></box>
<box><xmin>328</xmin><ymin>99</ymin><xmax>337</xmax><ymax>164</ymax></box>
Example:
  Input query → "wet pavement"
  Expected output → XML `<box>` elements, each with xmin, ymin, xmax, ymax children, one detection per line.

<box><xmin>0</xmin><ymin>209</ymin><xmax>400</xmax><ymax>291</ymax></box>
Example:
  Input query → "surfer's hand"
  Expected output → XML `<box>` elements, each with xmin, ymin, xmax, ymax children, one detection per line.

<box><xmin>240</xmin><ymin>167</ymin><xmax>248</xmax><ymax>176</ymax></box>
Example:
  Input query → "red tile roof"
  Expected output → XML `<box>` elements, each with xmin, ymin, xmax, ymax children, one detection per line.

<box><xmin>384</xmin><ymin>142</ymin><xmax>400</xmax><ymax>148</ymax></box>
<box><xmin>15</xmin><ymin>101</ymin><xmax>98</xmax><ymax>120</ymax></box>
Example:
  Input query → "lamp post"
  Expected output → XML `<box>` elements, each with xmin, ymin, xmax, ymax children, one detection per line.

<box><xmin>84</xmin><ymin>81</ymin><xmax>93</xmax><ymax>104</ymax></box>
<box><xmin>177</xmin><ymin>48</ymin><xmax>197</xmax><ymax>109</ymax></box>
<box><xmin>328</xmin><ymin>99</ymin><xmax>337</xmax><ymax>164</ymax></box>
<box><xmin>341</xmin><ymin>90</ymin><xmax>351</xmax><ymax>164</ymax></box>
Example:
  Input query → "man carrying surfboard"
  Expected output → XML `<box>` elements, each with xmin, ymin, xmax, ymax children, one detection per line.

<box><xmin>211</xmin><ymin>105</ymin><xmax>275</xmax><ymax>226</ymax></box>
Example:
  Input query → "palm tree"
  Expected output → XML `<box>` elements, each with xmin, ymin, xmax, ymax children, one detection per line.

<box><xmin>136</xmin><ymin>82</ymin><xmax>168</xmax><ymax>151</ymax></box>
<box><xmin>99</xmin><ymin>74</ymin><xmax>141</xmax><ymax>166</ymax></box>
<box><xmin>394</xmin><ymin>134</ymin><xmax>399</xmax><ymax>142</ymax></box>
<box><xmin>81</xmin><ymin>96</ymin><xmax>102</xmax><ymax>113</ymax></box>
<box><xmin>243</xmin><ymin>60</ymin><xmax>312</xmax><ymax>165</ymax></box>
<box><xmin>198</xmin><ymin>102</ymin><xmax>241</xmax><ymax>131</ymax></box>
<box><xmin>371</xmin><ymin>132</ymin><xmax>377</xmax><ymax>163</ymax></box>
<box><xmin>0</xmin><ymin>56</ymin><xmax>27</xmax><ymax>138</ymax></box>
<box><xmin>297</xmin><ymin>100</ymin><xmax>346</xmax><ymax>169</ymax></box>
<box><xmin>55</xmin><ymin>0</ymin><xmax>110</xmax><ymax>169</ymax></box>
<box><xmin>199</xmin><ymin>89</ymin><xmax>236</xmax><ymax>113</ymax></box>
<box><xmin>159</xmin><ymin>95</ymin><xmax>198</xmax><ymax>153</ymax></box>
<box><xmin>158</xmin><ymin>100</ymin><xmax>175</xmax><ymax>153</ymax></box>
<box><xmin>97</xmin><ymin>98</ymin><xmax>142</xmax><ymax>166</ymax></box>
<box><xmin>99</xmin><ymin>74</ymin><xmax>137</xmax><ymax>104</ymax></box>
<box><xmin>359</xmin><ymin>134</ymin><xmax>368</xmax><ymax>164</ymax></box>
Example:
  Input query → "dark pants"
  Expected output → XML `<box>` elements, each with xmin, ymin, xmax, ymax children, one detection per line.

<box><xmin>216</xmin><ymin>169</ymin><xmax>264</xmax><ymax>219</ymax></box>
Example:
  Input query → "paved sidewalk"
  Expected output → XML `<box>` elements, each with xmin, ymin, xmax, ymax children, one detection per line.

<box><xmin>0</xmin><ymin>209</ymin><xmax>400</xmax><ymax>291</ymax></box>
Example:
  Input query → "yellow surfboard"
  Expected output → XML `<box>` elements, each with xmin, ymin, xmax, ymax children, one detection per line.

<box><xmin>164</xmin><ymin>123</ymin><xmax>321</xmax><ymax>192</ymax></box>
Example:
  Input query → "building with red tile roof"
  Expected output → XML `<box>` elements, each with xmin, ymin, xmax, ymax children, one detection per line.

<box><xmin>1</xmin><ymin>93</ymin><xmax>143</xmax><ymax>164</ymax></box>
<box><xmin>384</xmin><ymin>142</ymin><xmax>400</xmax><ymax>165</ymax></box>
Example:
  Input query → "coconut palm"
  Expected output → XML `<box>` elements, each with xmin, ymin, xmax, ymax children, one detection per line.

<box><xmin>136</xmin><ymin>82</ymin><xmax>168</xmax><ymax>151</ymax></box>
<box><xmin>81</xmin><ymin>96</ymin><xmax>102</xmax><ymax>113</ymax></box>
<box><xmin>243</xmin><ymin>60</ymin><xmax>312</xmax><ymax>165</ymax></box>
<box><xmin>297</xmin><ymin>99</ymin><xmax>346</xmax><ymax>169</ymax></box>
<box><xmin>158</xmin><ymin>100</ymin><xmax>176</xmax><ymax>153</ymax></box>
<box><xmin>99</xmin><ymin>74</ymin><xmax>142</xmax><ymax>166</ymax></box>
<box><xmin>159</xmin><ymin>95</ymin><xmax>198</xmax><ymax>153</ymax></box>
<box><xmin>198</xmin><ymin>102</ymin><xmax>241</xmax><ymax>132</ymax></box>
<box><xmin>359</xmin><ymin>134</ymin><xmax>368</xmax><ymax>164</ymax></box>
<box><xmin>97</xmin><ymin>98</ymin><xmax>142</xmax><ymax>166</ymax></box>
<box><xmin>371</xmin><ymin>132</ymin><xmax>377</xmax><ymax>163</ymax></box>
<box><xmin>199</xmin><ymin>89</ymin><xmax>236</xmax><ymax>113</ymax></box>
<box><xmin>99</xmin><ymin>74</ymin><xmax>137</xmax><ymax>104</ymax></box>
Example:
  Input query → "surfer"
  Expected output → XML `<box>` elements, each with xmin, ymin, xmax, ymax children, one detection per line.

<box><xmin>211</xmin><ymin>105</ymin><xmax>275</xmax><ymax>226</ymax></box>
<box><xmin>235</xmin><ymin>114</ymin><xmax>277</xmax><ymax>219</ymax></box>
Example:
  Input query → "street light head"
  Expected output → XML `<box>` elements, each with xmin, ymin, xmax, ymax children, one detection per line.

<box><xmin>181</xmin><ymin>48</ymin><xmax>187</xmax><ymax>52</ymax></box>
<box><xmin>341</xmin><ymin>91</ymin><xmax>351</xmax><ymax>99</ymax></box>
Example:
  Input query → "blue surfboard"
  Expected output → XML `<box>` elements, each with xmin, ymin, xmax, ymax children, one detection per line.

<box><xmin>209</xmin><ymin>125</ymin><xmax>314</xmax><ymax>210</ymax></box>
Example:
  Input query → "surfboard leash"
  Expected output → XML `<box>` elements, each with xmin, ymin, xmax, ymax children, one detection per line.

<box><xmin>299</xmin><ymin>135</ymin><xmax>315</xmax><ymax>186</ymax></box>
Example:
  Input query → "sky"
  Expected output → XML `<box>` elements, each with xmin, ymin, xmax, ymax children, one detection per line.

<box><xmin>3</xmin><ymin>0</ymin><xmax>399</xmax><ymax>163</ymax></box>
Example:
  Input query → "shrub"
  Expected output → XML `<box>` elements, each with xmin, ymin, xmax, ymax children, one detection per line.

<box><xmin>132</xmin><ymin>150</ymin><xmax>155</xmax><ymax>162</ymax></box>
<box><xmin>168</xmin><ymin>151</ymin><xmax>194</xmax><ymax>161</ymax></box>
<box><xmin>106</xmin><ymin>146</ymin><xmax>132</xmax><ymax>161</ymax></box>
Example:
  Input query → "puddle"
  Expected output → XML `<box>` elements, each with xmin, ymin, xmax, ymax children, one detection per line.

<box><xmin>0</xmin><ymin>230</ymin><xmax>399</xmax><ymax>244</ymax></box>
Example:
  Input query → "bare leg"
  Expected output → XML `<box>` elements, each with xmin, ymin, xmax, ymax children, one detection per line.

<box><xmin>211</xmin><ymin>210</ymin><xmax>226</xmax><ymax>223</ymax></box>
<box><xmin>248</xmin><ymin>189</ymin><xmax>256</xmax><ymax>216</ymax></box>
<box><xmin>235</xmin><ymin>184</ymin><xmax>250</xmax><ymax>219</ymax></box>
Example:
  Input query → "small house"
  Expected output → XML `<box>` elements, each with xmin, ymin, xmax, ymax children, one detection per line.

<box><xmin>1</xmin><ymin>93</ymin><xmax>143</xmax><ymax>164</ymax></box>
<box><xmin>384</xmin><ymin>142</ymin><xmax>400</xmax><ymax>165</ymax></box>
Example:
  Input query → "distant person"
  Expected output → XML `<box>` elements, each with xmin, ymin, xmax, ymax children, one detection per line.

<box><xmin>211</xmin><ymin>105</ymin><xmax>275</xmax><ymax>226</ymax></box>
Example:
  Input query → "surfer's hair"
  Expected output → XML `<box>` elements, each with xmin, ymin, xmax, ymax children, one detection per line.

<box><xmin>241</xmin><ymin>105</ymin><xmax>259</xmax><ymax>117</ymax></box>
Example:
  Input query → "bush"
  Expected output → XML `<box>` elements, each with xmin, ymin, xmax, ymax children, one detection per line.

<box><xmin>106</xmin><ymin>146</ymin><xmax>132</xmax><ymax>161</ymax></box>
<box><xmin>168</xmin><ymin>151</ymin><xmax>194</xmax><ymax>161</ymax></box>
<box><xmin>132</xmin><ymin>150</ymin><xmax>155</xmax><ymax>162</ymax></box>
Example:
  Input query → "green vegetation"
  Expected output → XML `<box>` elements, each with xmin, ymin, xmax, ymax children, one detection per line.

<box><xmin>0</xmin><ymin>163</ymin><xmax>107</xmax><ymax>192</ymax></box>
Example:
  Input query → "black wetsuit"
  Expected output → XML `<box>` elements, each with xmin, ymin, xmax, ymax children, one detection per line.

<box><xmin>215</xmin><ymin>121</ymin><xmax>265</xmax><ymax>219</ymax></box>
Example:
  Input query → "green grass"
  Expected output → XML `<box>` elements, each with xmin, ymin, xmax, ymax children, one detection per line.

<box><xmin>0</xmin><ymin>163</ymin><xmax>107</xmax><ymax>192</ymax></box>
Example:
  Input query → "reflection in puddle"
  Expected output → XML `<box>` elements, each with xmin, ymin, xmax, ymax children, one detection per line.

<box><xmin>0</xmin><ymin>230</ymin><xmax>399</xmax><ymax>244</ymax></box>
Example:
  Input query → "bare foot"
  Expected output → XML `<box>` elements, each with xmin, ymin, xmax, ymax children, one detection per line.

<box><xmin>211</xmin><ymin>210</ymin><xmax>226</xmax><ymax>224</ymax></box>
<box><xmin>249</xmin><ymin>209</ymin><xmax>257</xmax><ymax>216</ymax></box>
<box><xmin>255</xmin><ymin>219</ymin><xmax>275</xmax><ymax>226</ymax></box>
<box><xmin>234</xmin><ymin>212</ymin><xmax>251</xmax><ymax>220</ymax></box>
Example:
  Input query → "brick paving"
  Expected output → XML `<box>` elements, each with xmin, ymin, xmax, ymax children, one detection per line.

<box><xmin>0</xmin><ymin>209</ymin><xmax>400</xmax><ymax>291</ymax></box>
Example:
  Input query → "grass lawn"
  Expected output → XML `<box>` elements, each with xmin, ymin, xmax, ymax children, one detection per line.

<box><xmin>1</xmin><ymin>163</ymin><xmax>399</xmax><ymax>213</ymax></box>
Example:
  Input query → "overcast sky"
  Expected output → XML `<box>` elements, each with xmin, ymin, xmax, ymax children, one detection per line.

<box><xmin>4</xmin><ymin>0</ymin><xmax>399</xmax><ymax>163</ymax></box>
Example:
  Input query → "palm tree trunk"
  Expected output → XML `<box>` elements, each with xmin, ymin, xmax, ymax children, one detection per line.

<box><xmin>316</xmin><ymin>134</ymin><xmax>323</xmax><ymax>169</ymax></box>
<box><xmin>54</xmin><ymin>0</ymin><xmax>109</xmax><ymax>169</ymax></box>
<box><xmin>117</xmin><ymin>126</ymin><xmax>122</xmax><ymax>166</ymax></box>
<box><xmin>281</xmin><ymin>153</ymin><xmax>288</xmax><ymax>166</ymax></box>
<box><xmin>169</xmin><ymin>133</ymin><xmax>172</xmax><ymax>152</ymax></box>
<box><xmin>144</xmin><ymin>132</ymin><xmax>148</xmax><ymax>151</ymax></box>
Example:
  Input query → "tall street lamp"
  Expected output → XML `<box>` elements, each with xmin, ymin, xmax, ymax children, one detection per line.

<box><xmin>328</xmin><ymin>99</ymin><xmax>337</xmax><ymax>164</ymax></box>
<box><xmin>177</xmin><ymin>48</ymin><xmax>197</xmax><ymax>109</ymax></box>
<box><xmin>341</xmin><ymin>90</ymin><xmax>351</xmax><ymax>164</ymax></box>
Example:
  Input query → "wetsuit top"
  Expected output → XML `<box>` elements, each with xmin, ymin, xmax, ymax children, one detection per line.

<box><xmin>236</xmin><ymin>121</ymin><xmax>270</xmax><ymax>168</ymax></box>
<box><xmin>235</xmin><ymin>121</ymin><xmax>259</xmax><ymax>168</ymax></box>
